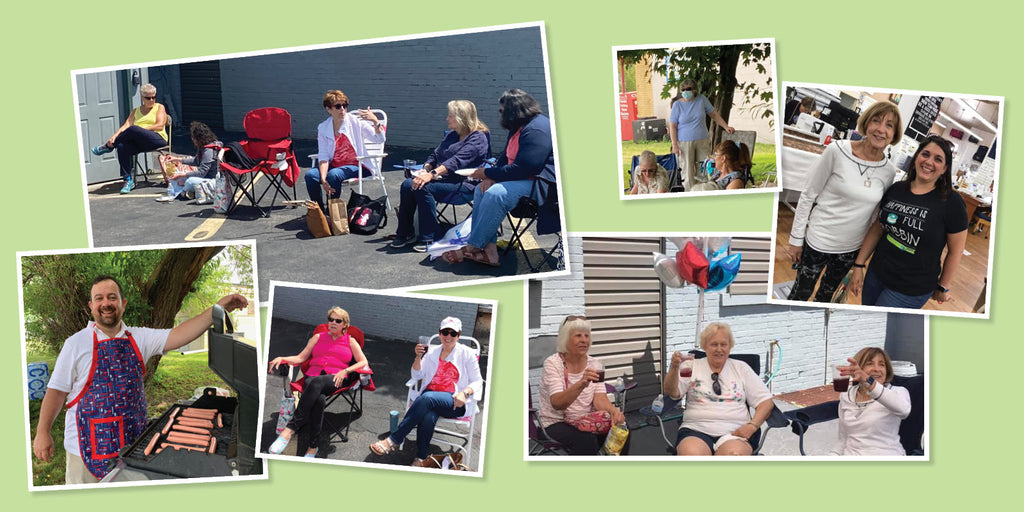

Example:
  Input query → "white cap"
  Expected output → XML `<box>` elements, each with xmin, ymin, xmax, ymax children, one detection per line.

<box><xmin>439</xmin><ymin>316</ymin><xmax>462</xmax><ymax>333</ymax></box>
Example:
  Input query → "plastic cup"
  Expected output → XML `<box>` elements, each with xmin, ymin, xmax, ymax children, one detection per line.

<box><xmin>404</xmin><ymin>159</ymin><xmax>416</xmax><ymax>169</ymax></box>
<box><xmin>589</xmin><ymin>360</ymin><xmax>605</xmax><ymax>382</ymax></box>
<box><xmin>831</xmin><ymin>364</ymin><xmax>850</xmax><ymax>392</ymax></box>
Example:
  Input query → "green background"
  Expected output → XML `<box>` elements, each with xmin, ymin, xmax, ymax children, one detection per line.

<box><xmin>3</xmin><ymin>0</ymin><xmax>1018</xmax><ymax>506</ymax></box>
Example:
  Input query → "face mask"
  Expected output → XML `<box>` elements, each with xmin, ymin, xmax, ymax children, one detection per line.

<box><xmin>681</xmin><ymin>91</ymin><xmax>694</xmax><ymax>101</ymax></box>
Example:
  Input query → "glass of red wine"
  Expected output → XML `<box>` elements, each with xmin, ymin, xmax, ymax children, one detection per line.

<box><xmin>831</xmin><ymin>364</ymin><xmax>850</xmax><ymax>392</ymax></box>
<box><xmin>590</xmin><ymin>359</ymin><xmax>605</xmax><ymax>382</ymax></box>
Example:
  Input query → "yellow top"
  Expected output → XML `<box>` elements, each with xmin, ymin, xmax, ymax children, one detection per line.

<box><xmin>132</xmin><ymin>105</ymin><xmax>168</xmax><ymax>142</ymax></box>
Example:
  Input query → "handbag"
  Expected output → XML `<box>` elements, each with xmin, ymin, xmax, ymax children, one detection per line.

<box><xmin>559</xmin><ymin>353</ymin><xmax>611</xmax><ymax>434</ymax></box>
<box><xmin>327</xmin><ymin>197</ymin><xmax>349</xmax><ymax>235</ymax></box>
<box><xmin>346</xmin><ymin>190</ymin><xmax>388</xmax><ymax>235</ymax></box>
<box><xmin>194</xmin><ymin>178</ymin><xmax>216</xmax><ymax>205</ymax></box>
<box><xmin>305</xmin><ymin>201</ymin><xmax>332</xmax><ymax>238</ymax></box>
<box><xmin>276</xmin><ymin>372</ymin><xmax>296</xmax><ymax>434</ymax></box>
<box><xmin>212</xmin><ymin>170</ymin><xmax>233</xmax><ymax>214</ymax></box>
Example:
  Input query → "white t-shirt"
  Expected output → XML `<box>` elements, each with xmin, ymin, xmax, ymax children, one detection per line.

<box><xmin>47</xmin><ymin>322</ymin><xmax>169</xmax><ymax>456</ymax></box>
<box><xmin>789</xmin><ymin>140</ymin><xmax>897</xmax><ymax>253</ymax></box>
<box><xmin>678</xmin><ymin>358</ymin><xmax>772</xmax><ymax>437</ymax></box>
<box><xmin>538</xmin><ymin>354</ymin><xmax>604</xmax><ymax>429</ymax></box>
<box><xmin>834</xmin><ymin>383</ymin><xmax>911</xmax><ymax>455</ymax></box>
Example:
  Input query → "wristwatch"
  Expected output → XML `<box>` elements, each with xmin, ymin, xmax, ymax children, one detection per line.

<box><xmin>865</xmin><ymin>376</ymin><xmax>876</xmax><ymax>387</ymax></box>
<box><xmin>936</xmin><ymin>284</ymin><xmax>950</xmax><ymax>293</ymax></box>
<box><xmin>429</xmin><ymin>169</ymin><xmax>438</xmax><ymax>176</ymax></box>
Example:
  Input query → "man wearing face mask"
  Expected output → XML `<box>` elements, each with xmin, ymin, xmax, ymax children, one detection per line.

<box><xmin>668</xmin><ymin>79</ymin><xmax>735</xmax><ymax>191</ymax></box>
<box><xmin>31</xmin><ymin>275</ymin><xmax>248</xmax><ymax>484</ymax></box>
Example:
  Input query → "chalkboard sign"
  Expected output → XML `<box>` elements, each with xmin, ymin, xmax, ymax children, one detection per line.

<box><xmin>906</xmin><ymin>96</ymin><xmax>944</xmax><ymax>137</ymax></box>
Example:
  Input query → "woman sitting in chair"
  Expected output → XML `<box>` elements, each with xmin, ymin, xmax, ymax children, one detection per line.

<box><xmin>370</xmin><ymin>317</ymin><xmax>483</xmax><ymax>467</ymax></box>
<box><xmin>305</xmin><ymin>90</ymin><xmax>385</xmax><ymax>207</ymax></box>
<box><xmin>89</xmin><ymin>83</ymin><xmax>168</xmax><ymax>194</ymax></box>
<box><xmin>664</xmin><ymin>322</ymin><xmax>774</xmax><ymax>456</ymax></box>
<box><xmin>156</xmin><ymin>121</ymin><xmax>222</xmax><ymax>203</ymax></box>
<box><xmin>267</xmin><ymin>307</ymin><xmax>368</xmax><ymax>458</ymax></box>
<box><xmin>833</xmin><ymin>347</ymin><xmax>911</xmax><ymax>455</ymax></box>
<box><xmin>442</xmin><ymin>89</ymin><xmax>556</xmax><ymax>267</ymax></box>
<box><xmin>689</xmin><ymin>140</ymin><xmax>752</xmax><ymax>192</ymax></box>
<box><xmin>628</xmin><ymin>150</ymin><xmax>670</xmax><ymax>195</ymax></box>
<box><xmin>537</xmin><ymin>315</ymin><xmax>626</xmax><ymax>455</ymax></box>
<box><xmin>390</xmin><ymin>100</ymin><xmax>490</xmax><ymax>252</ymax></box>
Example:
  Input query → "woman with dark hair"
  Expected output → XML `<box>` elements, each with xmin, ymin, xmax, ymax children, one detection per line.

<box><xmin>90</xmin><ymin>83</ymin><xmax>168</xmax><ymax>194</ymax></box>
<box><xmin>833</xmin><ymin>347</ymin><xmax>911</xmax><ymax>455</ymax></box>
<box><xmin>390</xmin><ymin>100</ymin><xmax>490</xmax><ymax>252</ymax></box>
<box><xmin>690</xmin><ymin>140</ymin><xmax>752</xmax><ymax>191</ymax></box>
<box><xmin>784</xmin><ymin>96</ymin><xmax>816</xmax><ymax>126</ymax></box>
<box><xmin>785</xmin><ymin>102</ymin><xmax>902</xmax><ymax>303</ymax></box>
<box><xmin>156</xmin><ymin>121</ymin><xmax>223</xmax><ymax>203</ymax></box>
<box><xmin>849</xmin><ymin>135</ymin><xmax>968</xmax><ymax>308</ymax></box>
<box><xmin>442</xmin><ymin>89</ymin><xmax>556</xmax><ymax>267</ymax></box>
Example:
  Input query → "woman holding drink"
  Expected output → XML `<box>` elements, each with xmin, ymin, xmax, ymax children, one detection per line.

<box><xmin>536</xmin><ymin>315</ymin><xmax>626</xmax><ymax>455</ymax></box>
<box><xmin>664</xmin><ymin>323</ymin><xmax>774</xmax><ymax>456</ymax></box>
<box><xmin>833</xmin><ymin>347</ymin><xmax>911</xmax><ymax>455</ymax></box>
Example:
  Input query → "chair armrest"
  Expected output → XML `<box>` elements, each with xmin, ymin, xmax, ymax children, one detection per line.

<box><xmin>765</xmin><ymin>403</ymin><xmax>789</xmax><ymax>429</ymax></box>
<box><xmin>785</xmin><ymin>400</ymin><xmax>839</xmax><ymax>434</ymax></box>
<box><xmin>354</xmin><ymin>366</ymin><xmax>373</xmax><ymax>375</ymax></box>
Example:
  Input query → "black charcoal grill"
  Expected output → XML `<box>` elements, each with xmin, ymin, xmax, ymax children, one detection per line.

<box><xmin>105</xmin><ymin>305</ymin><xmax>261</xmax><ymax>480</ymax></box>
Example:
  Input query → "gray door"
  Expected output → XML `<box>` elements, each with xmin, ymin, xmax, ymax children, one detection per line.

<box><xmin>79</xmin><ymin>71</ymin><xmax>125</xmax><ymax>184</ymax></box>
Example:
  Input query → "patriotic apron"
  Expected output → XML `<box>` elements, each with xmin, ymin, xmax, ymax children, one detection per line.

<box><xmin>66</xmin><ymin>331</ymin><xmax>148</xmax><ymax>479</ymax></box>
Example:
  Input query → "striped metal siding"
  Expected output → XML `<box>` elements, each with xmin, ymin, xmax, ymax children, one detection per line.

<box><xmin>728</xmin><ymin>236</ymin><xmax>771</xmax><ymax>296</ymax></box>
<box><xmin>180</xmin><ymin>61</ymin><xmax>224</xmax><ymax>131</ymax></box>
<box><xmin>582</xmin><ymin>237</ymin><xmax>663</xmax><ymax>412</ymax></box>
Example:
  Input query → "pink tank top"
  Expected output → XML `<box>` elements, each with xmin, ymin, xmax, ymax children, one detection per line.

<box><xmin>306</xmin><ymin>332</ymin><xmax>353</xmax><ymax>376</ymax></box>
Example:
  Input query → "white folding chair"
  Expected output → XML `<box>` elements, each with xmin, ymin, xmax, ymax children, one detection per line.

<box><xmin>308</xmin><ymin>109</ymin><xmax>390</xmax><ymax>211</ymax></box>
<box><xmin>404</xmin><ymin>334</ymin><xmax>483</xmax><ymax>462</ymax></box>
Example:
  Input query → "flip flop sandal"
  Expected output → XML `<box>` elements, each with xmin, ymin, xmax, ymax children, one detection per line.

<box><xmin>442</xmin><ymin>248</ymin><xmax>468</xmax><ymax>264</ymax></box>
<box><xmin>464</xmin><ymin>249</ymin><xmax>500</xmax><ymax>267</ymax></box>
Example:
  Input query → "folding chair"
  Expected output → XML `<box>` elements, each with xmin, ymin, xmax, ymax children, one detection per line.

<box><xmin>218</xmin><ymin>107</ymin><xmax>301</xmax><ymax>217</ymax></box>
<box><xmin>308</xmin><ymin>109</ymin><xmax>390</xmax><ymax>212</ymax></box>
<box><xmin>285</xmin><ymin>324</ymin><xmax>375</xmax><ymax>444</ymax></box>
<box><xmin>502</xmin><ymin>175</ymin><xmax>561</xmax><ymax>272</ymax></box>
<box><xmin>628</xmin><ymin>152</ymin><xmax>679</xmax><ymax>193</ymax></box>
<box><xmin>133</xmin><ymin>115</ymin><xmax>172</xmax><ymax>184</ymax></box>
<box><xmin>528</xmin><ymin>391</ymin><xmax>567</xmax><ymax>456</ymax></box>
<box><xmin>404</xmin><ymin>334</ymin><xmax>484</xmax><ymax>461</ymax></box>
<box><xmin>641</xmin><ymin>350</ymin><xmax>789</xmax><ymax>455</ymax></box>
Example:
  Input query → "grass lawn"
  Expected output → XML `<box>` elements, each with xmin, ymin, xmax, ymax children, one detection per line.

<box><xmin>620</xmin><ymin>139</ymin><xmax>777</xmax><ymax>190</ymax></box>
<box><xmin>26</xmin><ymin>348</ymin><xmax>227</xmax><ymax>487</ymax></box>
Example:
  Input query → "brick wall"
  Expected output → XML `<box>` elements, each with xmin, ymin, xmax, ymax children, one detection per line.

<box><xmin>219</xmin><ymin>27</ymin><xmax>549</xmax><ymax>150</ymax></box>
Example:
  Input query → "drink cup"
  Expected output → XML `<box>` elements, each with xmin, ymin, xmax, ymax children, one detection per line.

<box><xmin>679</xmin><ymin>353</ymin><xmax>694</xmax><ymax>378</ymax></box>
<box><xmin>590</xmin><ymin>360</ymin><xmax>605</xmax><ymax>382</ymax></box>
<box><xmin>404</xmin><ymin>159</ymin><xmax>416</xmax><ymax>169</ymax></box>
<box><xmin>831</xmin><ymin>364</ymin><xmax>850</xmax><ymax>392</ymax></box>
<box><xmin>418</xmin><ymin>335</ymin><xmax>430</xmax><ymax>346</ymax></box>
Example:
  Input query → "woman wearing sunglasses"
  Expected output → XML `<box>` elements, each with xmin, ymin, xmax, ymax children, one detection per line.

<box><xmin>89</xmin><ymin>83</ymin><xmax>168</xmax><ymax>194</ymax></box>
<box><xmin>370</xmin><ymin>316</ymin><xmax>483</xmax><ymax>467</ymax></box>
<box><xmin>833</xmin><ymin>347</ymin><xmax>911</xmax><ymax>455</ymax></box>
<box><xmin>305</xmin><ymin>89</ymin><xmax>384</xmax><ymax>207</ymax></box>
<box><xmin>628</xmin><ymin>150</ymin><xmax>670</xmax><ymax>195</ymax></box>
<box><xmin>669</xmin><ymin>79</ymin><xmax>734</xmax><ymax>191</ymax></box>
<box><xmin>664</xmin><ymin>323</ymin><xmax>773</xmax><ymax>456</ymax></box>
<box><xmin>267</xmin><ymin>307</ymin><xmax>369</xmax><ymax>457</ymax></box>
<box><xmin>849</xmin><ymin>135</ymin><xmax>968</xmax><ymax>308</ymax></box>
<box><xmin>536</xmin><ymin>315</ymin><xmax>626</xmax><ymax>455</ymax></box>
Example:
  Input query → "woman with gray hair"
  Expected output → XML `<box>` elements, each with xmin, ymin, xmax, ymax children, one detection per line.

<box><xmin>537</xmin><ymin>315</ymin><xmax>625</xmax><ymax>455</ymax></box>
<box><xmin>628</xmin><ymin>150</ymin><xmax>670</xmax><ymax>195</ymax></box>
<box><xmin>90</xmin><ymin>83</ymin><xmax>169</xmax><ymax>194</ymax></box>
<box><xmin>668</xmin><ymin>79</ymin><xmax>734</xmax><ymax>191</ymax></box>
<box><xmin>663</xmin><ymin>322</ymin><xmax>773</xmax><ymax>456</ymax></box>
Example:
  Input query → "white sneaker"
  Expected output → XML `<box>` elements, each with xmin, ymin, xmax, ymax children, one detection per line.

<box><xmin>155</xmin><ymin>195</ymin><xmax>175</xmax><ymax>203</ymax></box>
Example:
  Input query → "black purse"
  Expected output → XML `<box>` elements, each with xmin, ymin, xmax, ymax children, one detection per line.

<box><xmin>346</xmin><ymin>190</ymin><xmax>388</xmax><ymax>235</ymax></box>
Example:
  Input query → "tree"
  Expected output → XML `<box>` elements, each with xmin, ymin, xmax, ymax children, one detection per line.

<box><xmin>22</xmin><ymin>246</ymin><xmax>231</xmax><ymax>380</ymax></box>
<box><xmin>618</xmin><ymin>43</ymin><xmax>774</xmax><ymax>146</ymax></box>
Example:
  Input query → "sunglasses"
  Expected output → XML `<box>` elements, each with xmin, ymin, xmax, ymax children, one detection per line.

<box><xmin>142</xmin><ymin>96</ymin><xmax>156</xmax><ymax>100</ymax></box>
<box><xmin>561</xmin><ymin>314</ymin><xmax>587</xmax><ymax>326</ymax></box>
<box><xmin>329</xmin><ymin>103</ymin><xmax>348</xmax><ymax>110</ymax></box>
<box><xmin>711</xmin><ymin>372</ymin><xmax>721</xmax><ymax>395</ymax></box>
<box><xmin>440</xmin><ymin>328</ymin><xmax>460</xmax><ymax>337</ymax></box>
<box><xmin>327</xmin><ymin>317</ymin><xmax>346</xmax><ymax>324</ymax></box>
<box><xmin>924</xmin><ymin>134</ymin><xmax>952</xmax><ymax>150</ymax></box>
<box><xmin>680</xmin><ymin>87</ymin><xmax>693</xmax><ymax>92</ymax></box>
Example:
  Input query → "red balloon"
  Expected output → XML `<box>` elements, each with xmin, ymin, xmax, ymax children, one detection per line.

<box><xmin>676</xmin><ymin>242</ymin><xmax>709</xmax><ymax>289</ymax></box>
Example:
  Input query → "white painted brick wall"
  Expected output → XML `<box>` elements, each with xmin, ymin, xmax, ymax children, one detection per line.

<box><xmin>219</xmin><ymin>27</ymin><xmax>549</xmax><ymax>150</ymax></box>
<box><xmin>271</xmin><ymin>285</ymin><xmax>478</xmax><ymax>342</ymax></box>
<box><xmin>528</xmin><ymin>234</ymin><xmax>585</xmax><ymax>338</ymax></box>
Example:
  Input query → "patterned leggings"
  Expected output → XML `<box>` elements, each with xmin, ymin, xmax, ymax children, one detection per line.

<box><xmin>787</xmin><ymin>244</ymin><xmax>859</xmax><ymax>303</ymax></box>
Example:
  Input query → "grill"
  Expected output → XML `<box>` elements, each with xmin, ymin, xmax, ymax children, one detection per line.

<box><xmin>106</xmin><ymin>305</ymin><xmax>261</xmax><ymax>480</ymax></box>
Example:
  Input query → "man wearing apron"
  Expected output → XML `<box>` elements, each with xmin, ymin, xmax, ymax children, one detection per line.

<box><xmin>31</xmin><ymin>275</ymin><xmax>248</xmax><ymax>484</ymax></box>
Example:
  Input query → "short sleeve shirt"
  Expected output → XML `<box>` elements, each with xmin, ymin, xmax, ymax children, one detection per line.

<box><xmin>669</xmin><ymin>95</ymin><xmax>714</xmax><ymax>142</ymax></box>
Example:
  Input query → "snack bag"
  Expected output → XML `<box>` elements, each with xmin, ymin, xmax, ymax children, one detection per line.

<box><xmin>600</xmin><ymin>422</ymin><xmax>630</xmax><ymax>455</ymax></box>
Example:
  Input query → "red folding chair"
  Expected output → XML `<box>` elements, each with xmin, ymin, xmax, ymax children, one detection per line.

<box><xmin>286</xmin><ymin>325</ymin><xmax>374</xmax><ymax>443</ymax></box>
<box><xmin>219</xmin><ymin>107</ymin><xmax>302</xmax><ymax>217</ymax></box>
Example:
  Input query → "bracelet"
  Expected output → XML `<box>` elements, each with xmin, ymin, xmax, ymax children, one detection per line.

<box><xmin>852</xmin><ymin>263</ymin><xmax>866</xmax><ymax>268</ymax></box>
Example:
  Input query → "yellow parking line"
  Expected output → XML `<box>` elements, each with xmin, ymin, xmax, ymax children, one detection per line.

<box><xmin>184</xmin><ymin>173</ymin><xmax>265</xmax><ymax>241</ymax></box>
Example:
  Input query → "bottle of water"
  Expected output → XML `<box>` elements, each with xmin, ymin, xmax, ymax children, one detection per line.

<box><xmin>651</xmin><ymin>393</ymin><xmax>664</xmax><ymax>414</ymax></box>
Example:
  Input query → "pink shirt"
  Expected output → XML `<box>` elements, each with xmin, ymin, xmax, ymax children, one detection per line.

<box><xmin>306</xmin><ymin>332</ymin><xmax>353</xmax><ymax>376</ymax></box>
<box><xmin>538</xmin><ymin>353</ymin><xmax>604</xmax><ymax>428</ymax></box>
<box><xmin>505</xmin><ymin>129</ymin><xmax>521</xmax><ymax>162</ymax></box>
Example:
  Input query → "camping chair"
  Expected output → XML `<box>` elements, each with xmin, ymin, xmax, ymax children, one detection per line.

<box><xmin>133</xmin><ymin>116</ymin><xmax>172</xmax><ymax>184</ymax></box>
<box><xmin>720</xmin><ymin>130</ymin><xmax>759</xmax><ymax>188</ymax></box>
<box><xmin>218</xmin><ymin>107</ymin><xmax>301</xmax><ymax>217</ymax></box>
<box><xmin>641</xmin><ymin>350</ymin><xmax>789</xmax><ymax>455</ymax></box>
<box><xmin>528</xmin><ymin>391</ymin><xmax>567</xmax><ymax>456</ymax></box>
<box><xmin>502</xmin><ymin>175</ymin><xmax>561</xmax><ymax>272</ymax></box>
<box><xmin>285</xmin><ymin>324</ymin><xmax>375</xmax><ymax>444</ymax></box>
<box><xmin>784</xmin><ymin>373</ymin><xmax>925</xmax><ymax>456</ymax></box>
<box><xmin>628</xmin><ymin>153</ymin><xmax>680</xmax><ymax>193</ymax></box>
<box><xmin>404</xmin><ymin>334</ymin><xmax>484</xmax><ymax>461</ymax></box>
<box><xmin>435</xmin><ymin>156</ymin><xmax>496</xmax><ymax>228</ymax></box>
<box><xmin>308</xmin><ymin>109</ymin><xmax>390</xmax><ymax>212</ymax></box>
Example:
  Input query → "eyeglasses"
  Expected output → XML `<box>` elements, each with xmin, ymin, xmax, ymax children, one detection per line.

<box><xmin>327</xmin><ymin>317</ymin><xmax>346</xmax><ymax>324</ymax></box>
<box><xmin>561</xmin><ymin>315</ymin><xmax>587</xmax><ymax>326</ymax></box>
<box><xmin>142</xmin><ymin>96</ymin><xmax>156</xmax><ymax>100</ymax></box>
<box><xmin>440</xmin><ymin>328</ymin><xmax>459</xmax><ymax>337</ymax></box>
<box><xmin>711</xmin><ymin>372</ymin><xmax>721</xmax><ymax>395</ymax></box>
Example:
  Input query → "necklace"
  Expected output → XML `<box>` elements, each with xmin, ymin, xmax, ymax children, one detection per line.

<box><xmin>840</xmin><ymin>142</ymin><xmax>889</xmax><ymax>188</ymax></box>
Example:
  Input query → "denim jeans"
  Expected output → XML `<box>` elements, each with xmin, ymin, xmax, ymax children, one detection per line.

<box><xmin>466</xmin><ymin>179</ymin><xmax>535</xmax><ymax>249</ymax></box>
<box><xmin>114</xmin><ymin>125</ymin><xmax>166</xmax><ymax>180</ymax></box>
<box><xmin>388</xmin><ymin>391</ymin><xmax>465</xmax><ymax>459</ymax></box>
<box><xmin>168</xmin><ymin>176</ymin><xmax>209</xmax><ymax>198</ymax></box>
<box><xmin>304</xmin><ymin>166</ymin><xmax>365</xmax><ymax>204</ymax></box>
<box><xmin>396</xmin><ymin>178</ymin><xmax>471</xmax><ymax>243</ymax></box>
<box><xmin>861</xmin><ymin>267</ymin><xmax>932</xmax><ymax>309</ymax></box>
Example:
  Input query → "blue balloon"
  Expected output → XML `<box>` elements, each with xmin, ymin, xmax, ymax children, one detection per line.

<box><xmin>706</xmin><ymin>253</ymin><xmax>742</xmax><ymax>291</ymax></box>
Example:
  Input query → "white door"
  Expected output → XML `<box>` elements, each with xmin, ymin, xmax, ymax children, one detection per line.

<box><xmin>79</xmin><ymin>71</ymin><xmax>125</xmax><ymax>184</ymax></box>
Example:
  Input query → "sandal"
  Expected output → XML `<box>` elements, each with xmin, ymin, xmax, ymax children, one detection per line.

<box><xmin>442</xmin><ymin>247</ymin><xmax>469</xmax><ymax>264</ymax></box>
<box><xmin>268</xmin><ymin>434</ymin><xmax>290</xmax><ymax>455</ymax></box>
<box><xmin>463</xmin><ymin>248</ymin><xmax>500</xmax><ymax>267</ymax></box>
<box><xmin>370</xmin><ymin>438</ymin><xmax>397</xmax><ymax>456</ymax></box>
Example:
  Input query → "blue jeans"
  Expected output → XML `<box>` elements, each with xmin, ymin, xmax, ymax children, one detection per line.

<box><xmin>388</xmin><ymin>391</ymin><xmax>465</xmax><ymax>459</ymax></box>
<box><xmin>396</xmin><ymin>178</ymin><xmax>471</xmax><ymax>243</ymax></box>
<box><xmin>861</xmin><ymin>267</ymin><xmax>932</xmax><ymax>309</ymax></box>
<box><xmin>304</xmin><ymin>166</ymin><xmax>366</xmax><ymax>204</ymax></box>
<box><xmin>114</xmin><ymin>125</ymin><xmax>166</xmax><ymax>180</ymax></box>
<box><xmin>466</xmin><ymin>179</ymin><xmax>535</xmax><ymax>249</ymax></box>
<box><xmin>168</xmin><ymin>176</ymin><xmax>208</xmax><ymax>198</ymax></box>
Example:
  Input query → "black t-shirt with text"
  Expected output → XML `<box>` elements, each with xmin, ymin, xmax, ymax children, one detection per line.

<box><xmin>869</xmin><ymin>181</ymin><xmax>968</xmax><ymax>295</ymax></box>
